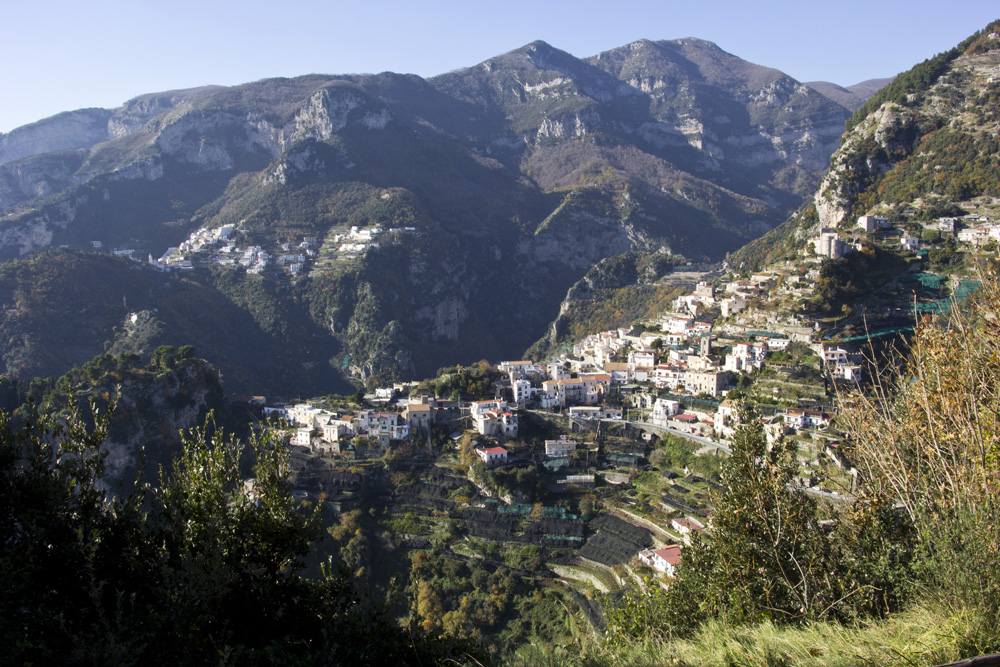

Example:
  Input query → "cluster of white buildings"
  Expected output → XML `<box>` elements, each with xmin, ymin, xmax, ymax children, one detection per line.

<box><xmin>673</xmin><ymin>282</ymin><xmax>718</xmax><ymax>317</ymax></box>
<box><xmin>470</xmin><ymin>399</ymin><xmax>519</xmax><ymax>438</ymax></box>
<box><xmin>817</xmin><ymin>342</ymin><xmax>864</xmax><ymax>383</ymax></box>
<box><xmin>809</xmin><ymin>212</ymin><xmax>998</xmax><ymax>262</ymax></box>
<box><xmin>143</xmin><ymin>223</ymin><xmax>422</xmax><ymax>277</ymax></box>
<box><xmin>179</xmin><ymin>223</ymin><xmax>236</xmax><ymax>255</ymax></box>
<box><xmin>956</xmin><ymin>217</ymin><xmax>1000</xmax><ymax>247</ymax></box>
<box><xmin>332</xmin><ymin>225</ymin><xmax>416</xmax><ymax>256</ymax></box>
<box><xmin>264</xmin><ymin>397</ymin><xmax>453</xmax><ymax>457</ymax></box>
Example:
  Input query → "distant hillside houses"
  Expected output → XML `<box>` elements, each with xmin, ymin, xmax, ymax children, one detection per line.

<box><xmin>817</xmin><ymin>343</ymin><xmax>863</xmax><ymax>383</ymax></box>
<box><xmin>264</xmin><ymin>402</ymin><xmax>412</xmax><ymax>458</ymax></box>
<box><xmin>470</xmin><ymin>399</ymin><xmax>519</xmax><ymax>438</ymax></box>
<box><xmin>476</xmin><ymin>445</ymin><xmax>508</xmax><ymax>466</ymax></box>
<box><xmin>145</xmin><ymin>222</ymin><xmax>420</xmax><ymax>277</ymax></box>
<box><xmin>545</xmin><ymin>437</ymin><xmax>577</xmax><ymax>458</ymax></box>
<box><xmin>957</xmin><ymin>221</ymin><xmax>1000</xmax><ymax>247</ymax></box>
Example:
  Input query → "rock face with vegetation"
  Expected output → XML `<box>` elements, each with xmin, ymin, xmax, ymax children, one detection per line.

<box><xmin>1</xmin><ymin>347</ymin><xmax>226</xmax><ymax>483</ymax></box>
<box><xmin>0</xmin><ymin>38</ymin><xmax>866</xmax><ymax>391</ymax></box>
<box><xmin>731</xmin><ymin>20</ymin><xmax>1000</xmax><ymax>272</ymax></box>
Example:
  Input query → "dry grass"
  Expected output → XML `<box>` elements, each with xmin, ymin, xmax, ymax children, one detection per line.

<box><xmin>505</xmin><ymin>603</ymin><xmax>983</xmax><ymax>667</ymax></box>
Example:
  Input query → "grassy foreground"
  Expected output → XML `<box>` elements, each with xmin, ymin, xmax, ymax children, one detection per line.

<box><xmin>507</xmin><ymin>602</ymin><xmax>990</xmax><ymax>667</ymax></box>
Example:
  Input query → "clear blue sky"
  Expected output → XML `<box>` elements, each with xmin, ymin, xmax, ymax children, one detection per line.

<box><xmin>2</xmin><ymin>0</ymin><xmax>997</xmax><ymax>133</ymax></box>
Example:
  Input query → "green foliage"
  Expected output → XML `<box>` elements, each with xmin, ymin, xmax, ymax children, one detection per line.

<box><xmin>430</xmin><ymin>361</ymin><xmax>501</xmax><ymax>399</ymax></box>
<box><xmin>529</xmin><ymin>278</ymin><xmax>686</xmax><ymax>360</ymax></box>
<box><xmin>407</xmin><ymin>548</ymin><xmax>522</xmax><ymax>654</ymax></box>
<box><xmin>808</xmin><ymin>248</ymin><xmax>907</xmax><ymax>315</ymax></box>
<box><xmin>877</xmin><ymin>127</ymin><xmax>1000</xmax><ymax>203</ymax></box>
<box><xmin>765</xmin><ymin>341</ymin><xmax>820</xmax><ymax>367</ymax></box>
<box><xmin>607</xmin><ymin>406</ymin><xmax>915</xmax><ymax>645</ymax></box>
<box><xmin>729</xmin><ymin>203</ymin><xmax>816</xmax><ymax>273</ymax></box>
<box><xmin>0</xmin><ymin>407</ymin><xmax>476</xmax><ymax>665</ymax></box>
<box><xmin>928</xmin><ymin>237</ymin><xmax>961</xmax><ymax>270</ymax></box>
<box><xmin>475</xmin><ymin>462</ymin><xmax>549</xmax><ymax>503</ymax></box>
<box><xmin>649</xmin><ymin>433</ymin><xmax>720</xmax><ymax>478</ymax></box>
<box><xmin>844</xmin><ymin>270</ymin><xmax>1000</xmax><ymax>642</ymax></box>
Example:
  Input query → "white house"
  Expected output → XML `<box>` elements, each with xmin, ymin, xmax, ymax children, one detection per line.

<box><xmin>649</xmin><ymin>398</ymin><xmax>681</xmax><ymax>428</ymax></box>
<box><xmin>292</xmin><ymin>427</ymin><xmax>313</xmax><ymax>447</ymax></box>
<box><xmin>475</xmin><ymin>410</ymin><xmax>518</xmax><ymax>438</ymax></box>
<box><xmin>686</xmin><ymin>370</ymin><xmax>732</xmax><ymax>398</ymax></box>
<box><xmin>671</xmin><ymin>518</ymin><xmax>705</xmax><ymax>544</ymax></box>
<box><xmin>512</xmin><ymin>378</ymin><xmax>535</xmax><ymax>407</ymax></box>
<box><xmin>662</xmin><ymin>316</ymin><xmax>694</xmax><ymax>335</ymax></box>
<box><xmin>714</xmin><ymin>398</ymin><xmax>739</xmax><ymax>439</ymax></box>
<box><xmin>857</xmin><ymin>215</ymin><xmax>889</xmax><ymax>233</ymax></box>
<box><xmin>568</xmin><ymin>406</ymin><xmax>601</xmax><ymax>420</ymax></box>
<box><xmin>784</xmin><ymin>409</ymin><xmax>833</xmax><ymax>430</ymax></box>
<box><xmin>470</xmin><ymin>399</ymin><xmax>508</xmax><ymax>418</ymax></box>
<box><xmin>476</xmin><ymin>446</ymin><xmax>508</xmax><ymax>466</ymax></box>
<box><xmin>638</xmin><ymin>545</ymin><xmax>683</xmax><ymax>576</ymax></box>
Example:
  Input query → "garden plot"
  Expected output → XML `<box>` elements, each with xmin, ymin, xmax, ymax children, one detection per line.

<box><xmin>455</xmin><ymin>507</ymin><xmax>588</xmax><ymax>548</ymax></box>
<box><xmin>659</xmin><ymin>492</ymin><xmax>708</xmax><ymax>517</ymax></box>
<box><xmin>578</xmin><ymin>514</ymin><xmax>652</xmax><ymax>566</ymax></box>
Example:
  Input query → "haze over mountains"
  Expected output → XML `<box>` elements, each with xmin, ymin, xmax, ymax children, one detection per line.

<box><xmin>0</xmin><ymin>38</ymin><xmax>884</xmax><ymax>394</ymax></box>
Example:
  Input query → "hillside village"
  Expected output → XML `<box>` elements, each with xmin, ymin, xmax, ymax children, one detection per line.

<box><xmin>133</xmin><ymin>221</ymin><xmax>418</xmax><ymax>276</ymax></box>
<box><xmin>232</xmin><ymin>206</ymin><xmax>999</xmax><ymax>590</ymax></box>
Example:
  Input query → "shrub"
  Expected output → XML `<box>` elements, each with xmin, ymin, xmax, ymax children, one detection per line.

<box><xmin>842</xmin><ymin>267</ymin><xmax>1000</xmax><ymax>645</ymax></box>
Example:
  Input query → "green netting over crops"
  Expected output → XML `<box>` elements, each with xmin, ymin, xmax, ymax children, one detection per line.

<box><xmin>495</xmin><ymin>504</ymin><xmax>578</xmax><ymax>520</ymax></box>
<box><xmin>605</xmin><ymin>453</ymin><xmax>641</xmax><ymax>465</ymax></box>
<box><xmin>901</xmin><ymin>272</ymin><xmax>945</xmax><ymax>290</ymax></box>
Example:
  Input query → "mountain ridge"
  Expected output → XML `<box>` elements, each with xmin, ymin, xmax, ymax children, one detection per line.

<box><xmin>0</xmin><ymin>36</ymin><xmax>876</xmax><ymax>392</ymax></box>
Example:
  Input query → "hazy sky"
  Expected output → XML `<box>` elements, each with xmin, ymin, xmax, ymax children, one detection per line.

<box><xmin>2</xmin><ymin>0</ymin><xmax>997</xmax><ymax>133</ymax></box>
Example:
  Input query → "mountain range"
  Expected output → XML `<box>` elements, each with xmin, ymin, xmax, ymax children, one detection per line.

<box><xmin>0</xmin><ymin>38</ymin><xmax>883</xmax><ymax>393</ymax></box>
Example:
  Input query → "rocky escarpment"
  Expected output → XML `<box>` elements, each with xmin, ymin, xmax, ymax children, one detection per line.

<box><xmin>0</xmin><ymin>108</ymin><xmax>112</xmax><ymax>165</ymax></box>
<box><xmin>0</xmin><ymin>82</ymin><xmax>395</xmax><ymax>259</ymax></box>
<box><xmin>812</xmin><ymin>25</ymin><xmax>1000</xmax><ymax>229</ymax></box>
<box><xmin>0</xmin><ymin>150</ymin><xmax>88</xmax><ymax>210</ymax></box>
<box><xmin>26</xmin><ymin>352</ymin><xmax>226</xmax><ymax>486</ymax></box>
<box><xmin>729</xmin><ymin>20</ymin><xmax>1000</xmax><ymax>272</ymax></box>
<box><xmin>583</xmin><ymin>38</ymin><xmax>852</xmax><ymax>196</ymax></box>
<box><xmin>101</xmin><ymin>358</ymin><xmax>224</xmax><ymax>482</ymax></box>
<box><xmin>814</xmin><ymin>102</ymin><xmax>917</xmax><ymax>228</ymax></box>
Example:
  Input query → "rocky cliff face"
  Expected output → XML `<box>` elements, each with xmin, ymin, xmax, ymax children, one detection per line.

<box><xmin>812</xmin><ymin>26</ymin><xmax>1000</xmax><ymax>230</ymax></box>
<box><xmin>101</xmin><ymin>358</ymin><xmax>223</xmax><ymax>482</ymax></box>
<box><xmin>0</xmin><ymin>108</ymin><xmax>112</xmax><ymax>165</ymax></box>
<box><xmin>729</xmin><ymin>20</ymin><xmax>1000</xmax><ymax>272</ymax></box>
<box><xmin>585</xmin><ymin>39</ymin><xmax>851</xmax><ymax>183</ymax></box>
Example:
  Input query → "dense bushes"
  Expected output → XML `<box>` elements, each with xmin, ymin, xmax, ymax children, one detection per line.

<box><xmin>0</xmin><ymin>409</ymin><xmax>479</xmax><ymax>665</ymax></box>
<box><xmin>606</xmin><ymin>406</ymin><xmax>915</xmax><ymax>644</ymax></box>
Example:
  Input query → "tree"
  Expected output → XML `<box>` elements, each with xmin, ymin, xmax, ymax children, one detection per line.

<box><xmin>675</xmin><ymin>407</ymin><xmax>837</xmax><ymax>624</ymax></box>
<box><xmin>607</xmin><ymin>406</ymin><xmax>889</xmax><ymax>642</ymax></box>
<box><xmin>0</xmin><ymin>406</ymin><xmax>480</xmax><ymax>665</ymax></box>
<box><xmin>153</xmin><ymin>344</ymin><xmax>176</xmax><ymax>370</ymax></box>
